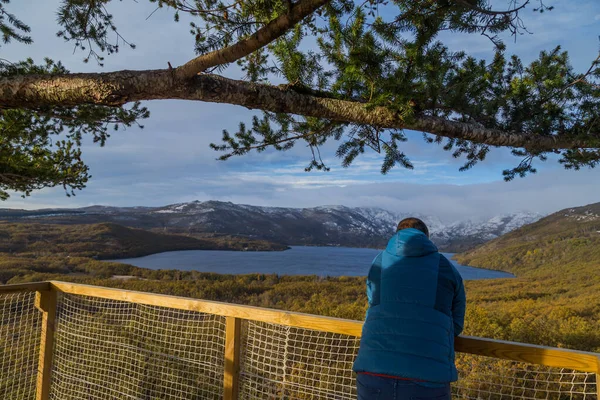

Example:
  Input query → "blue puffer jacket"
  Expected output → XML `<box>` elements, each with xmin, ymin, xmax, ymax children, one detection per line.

<box><xmin>353</xmin><ymin>228</ymin><xmax>466</xmax><ymax>383</ymax></box>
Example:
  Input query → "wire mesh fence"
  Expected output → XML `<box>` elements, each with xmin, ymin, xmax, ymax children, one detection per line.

<box><xmin>0</xmin><ymin>291</ymin><xmax>42</xmax><ymax>400</ymax></box>
<box><xmin>0</xmin><ymin>286</ymin><xmax>598</xmax><ymax>400</ymax></box>
<box><xmin>454</xmin><ymin>353</ymin><xmax>598</xmax><ymax>400</ymax></box>
<box><xmin>49</xmin><ymin>293</ymin><xmax>227</xmax><ymax>400</ymax></box>
<box><xmin>237</xmin><ymin>320</ymin><xmax>597</xmax><ymax>400</ymax></box>
<box><xmin>239</xmin><ymin>320</ymin><xmax>360</xmax><ymax>399</ymax></box>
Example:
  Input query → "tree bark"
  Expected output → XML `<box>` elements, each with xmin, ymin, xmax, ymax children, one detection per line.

<box><xmin>0</xmin><ymin>70</ymin><xmax>594</xmax><ymax>150</ymax></box>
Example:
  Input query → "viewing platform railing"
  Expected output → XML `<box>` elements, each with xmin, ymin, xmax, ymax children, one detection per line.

<box><xmin>0</xmin><ymin>281</ymin><xmax>598</xmax><ymax>399</ymax></box>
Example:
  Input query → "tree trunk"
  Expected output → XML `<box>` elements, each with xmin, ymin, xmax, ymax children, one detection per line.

<box><xmin>0</xmin><ymin>70</ymin><xmax>593</xmax><ymax>151</ymax></box>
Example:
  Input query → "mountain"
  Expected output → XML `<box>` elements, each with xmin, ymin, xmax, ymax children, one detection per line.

<box><xmin>433</xmin><ymin>212</ymin><xmax>543</xmax><ymax>252</ymax></box>
<box><xmin>0</xmin><ymin>201</ymin><xmax>543</xmax><ymax>252</ymax></box>
<box><xmin>455</xmin><ymin>201</ymin><xmax>600</xmax><ymax>275</ymax></box>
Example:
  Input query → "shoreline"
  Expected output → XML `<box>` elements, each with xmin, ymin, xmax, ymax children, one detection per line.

<box><xmin>104</xmin><ymin>246</ymin><xmax>515</xmax><ymax>281</ymax></box>
<box><xmin>446</xmin><ymin>253</ymin><xmax>516</xmax><ymax>277</ymax></box>
<box><xmin>102</xmin><ymin>245</ymin><xmax>292</xmax><ymax>262</ymax></box>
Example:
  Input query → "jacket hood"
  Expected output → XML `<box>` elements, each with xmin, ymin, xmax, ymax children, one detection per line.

<box><xmin>386</xmin><ymin>228</ymin><xmax>438</xmax><ymax>257</ymax></box>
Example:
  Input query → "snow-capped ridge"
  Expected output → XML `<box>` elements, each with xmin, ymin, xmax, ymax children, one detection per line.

<box><xmin>0</xmin><ymin>200</ymin><xmax>548</xmax><ymax>252</ymax></box>
<box><xmin>143</xmin><ymin>200</ymin><xmax>541</xmax><ymax>251</ymax></box>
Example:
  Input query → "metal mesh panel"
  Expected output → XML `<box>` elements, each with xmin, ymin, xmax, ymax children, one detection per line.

<box><xmin>0</xmin><ymin>291</ymin><xmax>42</xmax><ymax>400</ymax></box>
<box><xmin>49</xmin><ymin>293</ymin><xmax>226</xmax><ymax>400</ymax></box>
<box><xmin>238</xmin><ymin>320</ymin><xmax>598</xmax><ymax>400</ymax></box>
<box><xmin>454</xmin><ymin>353</ymin><xmax>598</xmax><ymax>399</ymax></box>
<box><xmin>239</xmin><ymin>320</ymin><xmax>360</xmax><ymax>399</ymax></box>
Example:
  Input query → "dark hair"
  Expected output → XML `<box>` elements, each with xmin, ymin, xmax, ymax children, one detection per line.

<box><xmin>397</xmin><ymin>217</ymin><xmax>429</xmax><ymax>237</ymax></box>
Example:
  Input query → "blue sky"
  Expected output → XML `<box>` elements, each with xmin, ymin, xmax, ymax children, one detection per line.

<box><xmin>2</xmin><ymin>0</ymin><xmax>600</xmax><ymax>221</ymax></box>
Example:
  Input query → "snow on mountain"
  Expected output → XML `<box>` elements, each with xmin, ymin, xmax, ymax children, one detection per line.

<box><xmin>431</xmin><ymin>212</ymin><xmax>543</xmax><ymax>251</ymax></box>
<box><xmin>130</xmin><ymin>201</ymin><xmax>544</xmax><ymax>250</ymax></box>
<box><xmin>0</xmin><ymin>200</ymin><xmax>545</xmax><ymax>252</ymax></box>
<box><xmin>563</xmin><ymin>207</ymin><xmax>600</xmax><ymax>222</ymax></box>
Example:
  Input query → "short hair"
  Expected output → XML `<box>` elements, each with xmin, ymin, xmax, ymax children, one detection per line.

<box><xmin>397</xmin><ymin>217</ymin><xmax>429</xmax><ymax>237</ymax></box>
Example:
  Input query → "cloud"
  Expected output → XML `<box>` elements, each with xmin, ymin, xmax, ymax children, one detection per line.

<box><xmin>213</xmin><ymin>168</ymin><xmax>600</xmax><ymax>223</ymax></box>
<box><xmin>5</xmin><ymin>165</ymin><xmax>600</xmax><ymax>224</ymax></box>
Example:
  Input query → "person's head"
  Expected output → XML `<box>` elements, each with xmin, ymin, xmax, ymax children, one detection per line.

<box><xmin>397</xmin><ymin>217</ymin><xmax>429</xmax><ymax>238</ymax></box>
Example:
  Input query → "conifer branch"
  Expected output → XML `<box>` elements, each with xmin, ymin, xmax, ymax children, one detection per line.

<box><xmin>175</xmin><ymin>0</ymin><xmax>330</xmax><ymax>79</ymax></box>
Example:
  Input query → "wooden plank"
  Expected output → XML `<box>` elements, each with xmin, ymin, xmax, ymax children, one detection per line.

<box><xmin>0</xmin><ymin>282</ymin><xmax>51</xmax><ymax>294</ymax></box>
<box><xmin>35</xmin><ymin>289</ymin><xmax>58</xmax><ymax>400</ymax></box>
<box><xmin>51</xmin><ymin>281</ymin><xmax>363</xmax><ymax>337</ymax></box>
<box><xmin>223</xmin><ymin>317</ymin><xmax>242</xmax><ymax>400</ymax></box>
<box><xmin>51</xmin><ymin>281</ymin><xmax>600</xmax><ymax>372</ymax></box>
<box><xmin>455</xmin><ymin>336</ymin><xmax>600</xmax><ymax>373</ymax></box>
<box><xmin>597</xmin><ymin>373</ymin><xmax>600</xmax><ymax>398</ymax></box>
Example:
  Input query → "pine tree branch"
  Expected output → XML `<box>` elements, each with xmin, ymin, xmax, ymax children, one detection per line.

<box><xmin>454</xmin><ymin>0</ymin><xmax>530</xmax><ymax>16</ymax></box>
<box><xmin>175</xmin><ymin>0</ymin><xmax>331</xmax><ymax>79</ymax></box>
<box><xmin>0</xmin><ymin>70</ymin><xmax>597</xmax><ymax>151</ymax></box>
<box><xmin>229</xmin><ymin>120</ymin><xmax>342</xmax><ymax>153</ymax></box>
<box><xmin>564</xmin><ymin>53</ymin><xmax>600</xmax><ymax>90</ymax></box>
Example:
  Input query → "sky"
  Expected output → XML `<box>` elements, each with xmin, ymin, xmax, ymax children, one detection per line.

<box><xmin>2</xmin><ymin>0</ymin><xmax>600</xmax><ymax>222</ymax></box>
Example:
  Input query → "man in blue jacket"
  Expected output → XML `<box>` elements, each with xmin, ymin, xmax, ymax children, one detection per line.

<box><xmin>353</xmin><ymin>217</ymin><xmax>466</xmax><ymax>399</ymax></box>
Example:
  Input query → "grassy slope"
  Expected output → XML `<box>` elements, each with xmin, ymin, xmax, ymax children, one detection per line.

<box><xmin>454</xmin><ymin>204</ymin><xmax>600</xmax><ymax>351</ymax></box>
<box><xmin>0</xmin><ymin>222</ymin><xmax>288</xmax><ymax>258</ymax></box>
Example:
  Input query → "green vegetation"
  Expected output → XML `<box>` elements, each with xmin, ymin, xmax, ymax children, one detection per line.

<box><xmin>0</xmin><ymin>222</ymin><xmax>288</xmax><ymax>257</ymax></box>
<box><xmin>0</xmin><ymin>222</ymin><xmax>287</xmax><ymax>283</ymax></box>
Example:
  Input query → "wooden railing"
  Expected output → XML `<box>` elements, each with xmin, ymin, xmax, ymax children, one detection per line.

<box><xmin>1</xmin><ymin>281</ymin><xmax>599</xmax><ymax>400</ymax></box>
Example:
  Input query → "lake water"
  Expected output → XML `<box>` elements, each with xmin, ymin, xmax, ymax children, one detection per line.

<box><xmin>109</xmin><ymin>246</ymin><xmax>514</xmax><ymax>280</ymax></box>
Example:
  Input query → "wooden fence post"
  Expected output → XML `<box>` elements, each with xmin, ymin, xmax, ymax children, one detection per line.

<box><xmin>224</xmin><ymin>316</ymin><xmax>242</xmax><ymax>400</ymax></box>
<box><xmin>35</xmin><ymin>289</ymin><xmax>57</xmax><ymax>400</ymax></box>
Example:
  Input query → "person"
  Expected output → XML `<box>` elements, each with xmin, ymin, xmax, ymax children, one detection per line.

<box><xmin>353</xmin><ymin>217</ymin><xmax>466</xmax><ymax>400</ymax></box>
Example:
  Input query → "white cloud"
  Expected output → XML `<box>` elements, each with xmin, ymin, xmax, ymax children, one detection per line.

<box><xmin>5</xmin><ymin>166</ymin><xmax>600</xmax><ymax>224</ymax></box>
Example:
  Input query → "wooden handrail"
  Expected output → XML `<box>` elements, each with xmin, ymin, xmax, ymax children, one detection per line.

<box><xmin>1</xmin><ymin>281</ymin><xmax>599</xmax><ymax>374</ymax></box>
<box><xmin>50</xmin><ymin>281</ymin><xmax>364</xmax><ymax>337</ymax></box>
<box><xmin>455</xmin><ymin>336</ymin><xmax>600</xmax><ymax>373</ymax></box>
<box><xmin>50</xmin><ymin>281</ymin><xmax>600</xmax><ymax>373</ymax></box>
<box><xmin>0</xmin><ymin>282</ymin><xmax>51</xmax><ymax>294</ymax></box>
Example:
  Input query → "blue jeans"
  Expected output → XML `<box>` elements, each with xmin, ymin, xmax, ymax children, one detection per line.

<box><xmin>356</xmin><ymin>374</ymin><xmax>451</xmax><ymax>400</ymax></box>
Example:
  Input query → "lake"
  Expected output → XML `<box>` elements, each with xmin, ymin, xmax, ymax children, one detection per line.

<box><xmin>109</xmin><ymin>246</ymin><xmax>514</xmax><ymax>280</ymax></box>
